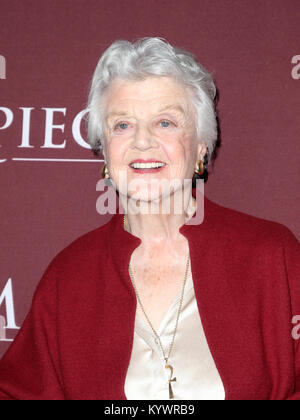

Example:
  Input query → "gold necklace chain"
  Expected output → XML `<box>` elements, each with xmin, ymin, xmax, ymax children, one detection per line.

<box><xmin>124</xmin><ymin>214</ymin><xmax>190</xmax><ymax>399</ymax></box>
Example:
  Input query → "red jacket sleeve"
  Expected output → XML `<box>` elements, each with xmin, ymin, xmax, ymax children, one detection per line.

<box><xmin>284</xmin><ymin>228</ymin><xmax>300</xmax><ymax>400</ymax></box>
<box><xmin>0</xmin><ymin>259</ymin><xmax>65</xmax><ymax>400</ymax></box>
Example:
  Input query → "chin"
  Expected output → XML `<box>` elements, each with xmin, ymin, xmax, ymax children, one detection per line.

<box><xmin>127</xmin><ymin>188</ymin><xmax>164</xmax><ymax>203</ymax></box>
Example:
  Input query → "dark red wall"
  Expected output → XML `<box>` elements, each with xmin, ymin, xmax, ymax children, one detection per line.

<box><xmin>0</xmin><ymin>0</ymin><xmax>299</xmax><ymax>358</ymax></box>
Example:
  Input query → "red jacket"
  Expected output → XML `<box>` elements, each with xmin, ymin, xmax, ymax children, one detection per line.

<box><xmin>0</xmin><ymin>193</ymin><xmax>299</xmax><ymax>400</ymax></box>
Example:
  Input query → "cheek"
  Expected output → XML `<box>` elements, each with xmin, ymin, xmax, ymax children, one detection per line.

<box><xmin>164</xmin><ymin>132</ymin><xmax>195</xmax><ymax>166</ymax></box>
<box><xmin>106</xmin><ymin>141</ymin><xmax>127</xmax><ymax>166</ymax></box>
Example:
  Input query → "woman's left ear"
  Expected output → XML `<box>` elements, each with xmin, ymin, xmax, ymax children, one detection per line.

<box><xmin>197</xmin><ymin>142</ymin><xmax>207</xmax><ymax>161</ymax></box>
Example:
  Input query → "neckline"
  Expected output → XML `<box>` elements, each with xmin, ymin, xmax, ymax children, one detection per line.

<box><xmin>108</xmin><ymin>186</ymin><xmax>208</xmax><ymax>295</ymax></box>
<box><xmin>134</xmin><ymin>256</ymin><xmax>194</xmax><ymax>338</ymax></box>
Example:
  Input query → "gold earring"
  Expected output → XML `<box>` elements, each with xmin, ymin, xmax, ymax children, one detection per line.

<box><xmin>102</xmin><ymin>163</ymin><xmax>109</xmax><ymax>179</ymax></box>
<box><xmin>194</xmin><ymin>160</ymin><xmax>204</xmax><ymax>176</ymax></box>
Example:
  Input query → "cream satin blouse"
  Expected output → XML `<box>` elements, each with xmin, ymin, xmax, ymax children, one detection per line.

<box><xmin>124</xmin><ymin>256</ymin><xmax>225</xmax><ymax>400</ymax></box>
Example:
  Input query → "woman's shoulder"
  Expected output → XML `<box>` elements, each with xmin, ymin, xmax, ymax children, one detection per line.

<box><xmin>53</xmin><ymin>216</ymin><xmax>114</xmax><ymax>263</ymax></box>
<box><xmin>38</xmin><ymin>215</ymin><xmax>117</xmax><ymax>291</ymax></box>
<box><xmin>204</xmin><ymin>197</ymin><xmax>300</xmax><ymax>303</ymax></box>
<box><xmin>204</xmin><ymin>196</ymin><xmax>299</xmax><ymax>250</ymax></box>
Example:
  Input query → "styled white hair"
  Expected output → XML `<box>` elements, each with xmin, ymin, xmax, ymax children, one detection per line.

<box><xmin>86</xmin><ymin>37</ymin><xmax>218</xmax><ymax>163</ymax></box>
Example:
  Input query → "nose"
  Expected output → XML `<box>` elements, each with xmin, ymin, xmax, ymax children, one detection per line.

<box><xmin>131</xmin><ymin>121</ymin><xmax>158</xmax><ymax>150</ymax></box>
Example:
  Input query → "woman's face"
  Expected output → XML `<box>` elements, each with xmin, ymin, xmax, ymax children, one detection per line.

<box><xmin>102</xmin><ymin>76</ymin><xmax>206</xmax><ymax>202</ymax></box>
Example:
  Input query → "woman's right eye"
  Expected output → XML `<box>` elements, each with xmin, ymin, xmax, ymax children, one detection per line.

<box><xmin>114</xmin><ymin>122</ymin><xmax>129</xmax><ymax>131</ymax></box>
<box><xmin>119</xmin><ymin>123</ymin><xmax>129</xmax><ymax>130</ymax></box>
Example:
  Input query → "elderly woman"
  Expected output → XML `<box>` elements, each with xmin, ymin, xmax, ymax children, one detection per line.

<box><xmin>0</xmin><ymin>38</ymin><xmax>299</xmax><ymax>401</ymax></box>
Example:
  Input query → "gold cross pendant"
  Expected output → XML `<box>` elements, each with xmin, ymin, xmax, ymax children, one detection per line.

<box><xmin>165</xmin><ymin>363</ymin><xmax>177</xmax><ymax>399</ymax></box>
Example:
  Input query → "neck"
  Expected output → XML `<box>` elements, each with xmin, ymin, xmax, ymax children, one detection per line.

<box><xmin>120</xmin><ymin>188</ymin><xmax>196</xmax><ymax>247</ymax></box>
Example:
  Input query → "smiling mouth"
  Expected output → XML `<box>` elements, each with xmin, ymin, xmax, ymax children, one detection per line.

<box><xmin>129</xmin><ymin>161</ymin><xmax>167</xmax><ymax>173</ymax></box>
<box><xmin>129</xmin><ymin>162</ymin><xmax>166</xmax><ymax>169</ymax></box>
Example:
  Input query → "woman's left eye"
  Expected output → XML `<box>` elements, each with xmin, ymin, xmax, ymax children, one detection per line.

<box><xmin>160</xmin><ymin>120</ymin><xmax>172</xmax><ymax>128</ymax></box>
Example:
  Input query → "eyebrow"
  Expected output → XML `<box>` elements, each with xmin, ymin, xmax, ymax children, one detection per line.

<box><xmin>105</xmin><ymin>104</ymin><xmax>187</xmax><ymax>122</ymax></box>
<box><xmin>157</xmin><ymin>104</ymin><xmax>187</xmax><ymax>115</ymax></box>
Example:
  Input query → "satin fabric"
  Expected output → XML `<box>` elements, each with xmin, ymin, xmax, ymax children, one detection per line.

<box><xmin>124</xmin><ymin>255</ymin><xmax>225</xmax><ymax>400</ymax></box>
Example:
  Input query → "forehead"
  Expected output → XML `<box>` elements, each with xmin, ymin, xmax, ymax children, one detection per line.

<box><xmin>103</xmin><ymin>76</ymin><xmax>191</xmax><ymax>117</ymax></box>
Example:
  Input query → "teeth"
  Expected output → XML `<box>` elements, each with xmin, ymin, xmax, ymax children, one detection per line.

<box><xmin>131</xmin><ymin>162</ymin><xmax>165</xmax><ymax>169</ymax></box>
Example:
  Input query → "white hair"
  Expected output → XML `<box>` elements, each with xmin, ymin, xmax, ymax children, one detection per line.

<box><xmin>86</xmin><ymin>37</ymin><xmax>218</xmax><ymax>163</ymax></box>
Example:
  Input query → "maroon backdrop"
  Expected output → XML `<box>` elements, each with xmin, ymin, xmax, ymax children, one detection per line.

<box><xmin>0</xmin><ymin>0</ymin><xmax>299</xmax><ymax>358</ymax></box>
